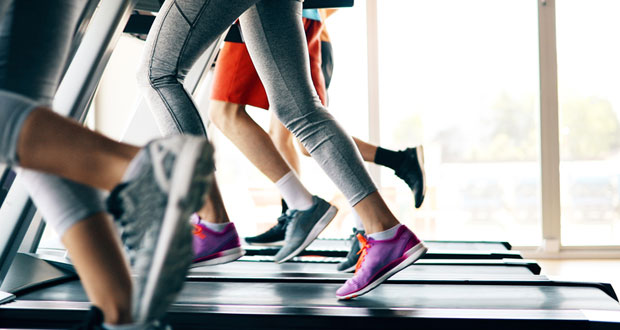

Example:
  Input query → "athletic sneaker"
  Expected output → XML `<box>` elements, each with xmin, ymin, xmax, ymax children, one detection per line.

<box><xmin>107</xmin><ymin>135</ymin><xmax>214</xmax><ymax>324</ymax></box>
<box><xmin>191</xmin><ymin>214</ymin><xmax>245</xmax><ymax>267</ymax></box>
<box><xmin>72</xmin><ymin>306</ymin><xmax>104</xmax><ymax>329</ymax></box>
<box><xmin>244</xmin><ymin>212</ymin><xmax>289</xmax><ymax>246</ymax></box>
<box><xmin>395</xmin><ymin>146</ymin><xmax>426</xmax><ymax>208</ymax></box>
<box><xmin>336</xmin><ymin>225</ymin><xmax>427</xmax><ymax>300</ymax></box>
<box><xmin>273</xmin><ymin>196</ymin><xmax>338</xmax><ymax>263</ymax></box>
<box><xmin>337</xmin><ymin>228</ymin><xmax>365</xmax><ymax>273</ymax></box>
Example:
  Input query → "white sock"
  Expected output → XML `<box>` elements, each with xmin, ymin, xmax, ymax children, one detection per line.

<box><xmin>275</xmin><ymin>171</ymin><xmax>314</xmax><ymax>211</ymax></box>
<box><xmin>203</xmin><ymin>221</ymin><xmax>229</xmax><ymax>232</ymax></box>
<box><xmin>351</xmin><ymin>209</ymin><xmax>364</xmax><ymax>231</ymax></box>
<box><xmin>368</xmin><ymin>224</ymin><xmax>402</xmax><ymax>241</ymax></box>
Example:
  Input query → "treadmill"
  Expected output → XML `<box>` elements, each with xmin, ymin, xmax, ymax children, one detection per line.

<box><xmin>1</xmin><ymin>0</ymin><xmax>620</xmax><ymax>329</ymax></box>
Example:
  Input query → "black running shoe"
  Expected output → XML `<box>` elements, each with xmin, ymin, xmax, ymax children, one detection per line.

<box><xmin>395</xmin><ymin>145</ymin><xmax>426</xmax><ymax>208</ymax></box>
<box><xmin>245</xmin><ymin>212</ymin><xmax>291</xmax><ymax>245</ymax></box>
<box><xmin>73</xmin><ymin>306</ymin><xmax>172</xmax><ymax>329</ymax></box>
<box><xmin>73</xmin><ymin>306</ymin><xmax>104</xmax><ymax>329</ymax></box>
<box><xmin>337</xmin><ymin>228</ymin><xmax>365</xmax><ymax>273</ymax></box>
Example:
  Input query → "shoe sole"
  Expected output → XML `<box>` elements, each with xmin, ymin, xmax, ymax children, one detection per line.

<box><xmin>191</xmin><ymin>247</ymin><xmax>246</xmax><ymax>268</ymax></box>
<box><xmin>275</xmin><ymin>205</ymin><xmax>338</xmax><ymax>264</ymax></box>
<box><xmin>415</xmin><ymin>145</ymin><xmax>426</xmax><ymax>209</ymax></box>
<box><xmin>136</xmin><ymin>138</ymin><xmax>213</xmax><ymax>323</ymax></box>
<box><xmin>337</xmin><ymin>241</ymin><xmax>428</xmax><ymax>300</ymax></box>
<box><xmin>244</xmin><ymin>240</ymin><xmax>284</xmax><ymax>247</ymax></box>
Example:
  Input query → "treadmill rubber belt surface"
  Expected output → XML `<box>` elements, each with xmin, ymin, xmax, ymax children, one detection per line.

<box><xmin>2</xmin><ymin>279</ymin><xmax>620</xmax><ymax>329</ymax></box>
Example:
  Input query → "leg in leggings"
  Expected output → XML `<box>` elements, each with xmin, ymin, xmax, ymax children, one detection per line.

<box><xmin>139</xmin><ymin>0</ymin><xmax>398</xmax><ymax>231</ymax></box>
<box><xmin>0</xmin><ymin>0</ymin><xmax>131</xmax><ymax>324</ymax></box>
<box><xmin>136</xmin><ymin>0</ymin><xmax>260</xmax><ymax>225</ymax></box>
<box><xmin>239</xmin><ymin>1</ymin><xmax>426</xmax><ymax>299</ymax></box>
<box><xmin>238</xmin><ymin>1</ymin><xmax>380</xmax><ymax>207</ymax></box>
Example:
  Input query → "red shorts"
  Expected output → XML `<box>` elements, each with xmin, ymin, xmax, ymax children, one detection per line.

<box><xmin>211</xmin><ymin>18</ymin><xmax>327</xmax><ymax>110</ymax></box>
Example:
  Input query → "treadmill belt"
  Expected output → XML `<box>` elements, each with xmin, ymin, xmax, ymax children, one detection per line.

<box><xmin>244</xmin><ymin>244</ymin><xmax>522</xmax><ymax>259</ymax></box>
<box><xmin>5</xmin><ymin>279</ymin><xmax>619</xmax><ymax>329</ymax></box>
<box><xmin>15</xmin><ymin>279</ymin><xmax>619</xmax><ymax>310</ymax></box>
<box><xmin>188</xmin><ymin>260</ymin><xmax>540</xmax><ymax>281</ymax></box>
<box><xmin>249</xmin><ymin>239</ymin><xmax>510</xmax><ymax>252</ymax></box>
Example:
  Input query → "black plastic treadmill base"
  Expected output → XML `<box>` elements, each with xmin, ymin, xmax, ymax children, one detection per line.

<box><xmin>2</xmin><ymin>301</ymin><xmax>620</xmax><ymax>330</ymax></box>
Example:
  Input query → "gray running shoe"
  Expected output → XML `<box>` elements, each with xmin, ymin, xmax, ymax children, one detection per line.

<box><xmin>274</xmin><ymin>196</ymin><xmax>338</xmax><ymax>263</ymax></box>
<box><xmin>336</xmin><ymin>228</ymin><xmax>366</xmax><ymax>273</ymax></box>
<box><xmin>107</xmin><ymin>135</ymin><xmax>214</xmax><ymax>324</ymax></box>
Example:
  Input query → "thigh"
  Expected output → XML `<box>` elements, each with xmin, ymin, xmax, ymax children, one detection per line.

<box><xmin>145</xmin><ymin>0</ymin><xmax>258</xmax><ymax>81</ymax></box>
<box><xmin>239</xmin><ymin>0</ymin><xmax>321</xmax><ymax>116</ymax></box>
<box><xmin>0</xmin><ymin>0</ymin><xmax>85</xmax><ymax>104</ymax></box>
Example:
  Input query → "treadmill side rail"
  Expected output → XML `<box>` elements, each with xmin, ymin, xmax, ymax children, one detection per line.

<box><xmin>0</xmin><ymin>290</ymin><xmax>15</xmax><ymax>305</ymax></box>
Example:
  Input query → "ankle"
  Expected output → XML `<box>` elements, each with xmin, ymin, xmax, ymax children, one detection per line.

<box><xmin>98</xmin><ymin>302</ymin><xmax>132</xmax><ymax>325</ymax></box>
<box><xmin>196</xmin><ymin>212</ymin><xmax>229</xmax><ymax>225</ymax></box>
<box><xmin>367</xmin><ymin>224</ymin><xmax>402</xmax><ymax>240</ymax></box>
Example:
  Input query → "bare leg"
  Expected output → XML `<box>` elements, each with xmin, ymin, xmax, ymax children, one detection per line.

<box><xmin>276</xmin><ymin>122</ymin><xmax>399</xmax><ymax>233</ymax></box>
<box><xmin>209</xmin><ymin>100</ymin><xmax>292</xmax><ymax>182</ymax></box>
<box><xmin>195</xmin><ymin>180</ymin><xmax>230</xmax><ymax>224</ymax></box>
<box><xmin>269</xmin><ymin>111</ymin><xmax>300</xmax><ymax>174</ymax></box>
<box><xmin>61</xmin><ymin>212</ymin><xmax>132</xmax><ymax>325</ymax></box>
<box><xmin>352</xmin><ymin>137</ymin><xmax>378</xmax><ymax>163</ymax></box>
<box><xmin>17</xmin><ymin>108</ymin><xmax>139</xmax><ymax>190</ymax></box>
<box><xmin>296</xmin><ymin>133</ymin><xmax>378</xmax><ymax>164</ymax></box>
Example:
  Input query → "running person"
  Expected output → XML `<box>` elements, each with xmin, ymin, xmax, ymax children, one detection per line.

<box><xmin>206</xmin><ymin>9</ymin><xmax>425</xmax><ymax>273</ymax></box>
<box><xmin>137</xmin><ymin>0</ymin><xmax>428</xmax><ymax>300</ymax></box>
<box><xmin>0</xmin><ymin>1</ymin><xmax>213</xmax><ymax>327</ymax></box>
<box><xmin>206</xmin><ymin>9</ymin><xmax>336</xmax><ymax>263</ymax></box>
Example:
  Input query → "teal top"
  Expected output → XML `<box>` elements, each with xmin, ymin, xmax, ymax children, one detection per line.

<box><xmin>302</xmin><ymin>9</ymin><xmax>321</xmax><ymax>21</ymax></box>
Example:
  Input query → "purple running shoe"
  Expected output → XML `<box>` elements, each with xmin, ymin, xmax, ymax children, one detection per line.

<box><xmin>190</xmin><ymin>214</ymin><xmax>245</xmax><ymax>267</ymax></box>
<box><xmin>336</xmin><ymin>225</ymin><xmax>427</xmax><ymax>300</ymax></box>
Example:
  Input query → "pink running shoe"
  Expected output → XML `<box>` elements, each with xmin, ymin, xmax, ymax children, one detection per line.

<box><xmin>336</xmin><ymin>225</ymin><xmax>427</xmax><ymax>300</ymax></box>
<box><xmin>190</xmin><ymin>214</ymin><xmax>245</xmax><ymax>268</ymax></box>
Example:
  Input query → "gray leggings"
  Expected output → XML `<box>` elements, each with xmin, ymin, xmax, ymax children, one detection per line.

<box><xmin>138</xmin><ymin>0</ymin><xmax>376</xmax><ymax>205</ymax></box>
<box><xmin>0</xmin><ymin>0</ymin><xmax>105</xmax><ymax>237</ymax></box>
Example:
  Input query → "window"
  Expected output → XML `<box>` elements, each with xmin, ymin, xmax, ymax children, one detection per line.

<box><xmin>377</xmin><ymin>0</ymin><xmax>542</xmax><ymax>245</ymax></box>
<box><xmin>557</xmin><ymin>0</ymin><xmax>620</xmax><ymax>246</ymax></box>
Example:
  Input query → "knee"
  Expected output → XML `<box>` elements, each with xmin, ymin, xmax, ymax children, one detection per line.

<box><xmin>135</xmin><ymin>59</ymin><xmax>181</xmax><ymax>89</ymax></box>
<box><xmin>208</xmin><ymin>101</ymin><xmax>244</xmax><ymax>131</ymax></box>
<box><xmin>297</xmin><ymin>139</ymin><xmax>311</xmax><ymax>157</ymax></box>
<box><xmin>269</xmin><ymin>122</ymin><xmax>293</xmax><ymax>148</ymax></box>
<box><xmin>271</xmin><ymin>104</ymin><xmax>334</xmax><ymax>140</ymax></box>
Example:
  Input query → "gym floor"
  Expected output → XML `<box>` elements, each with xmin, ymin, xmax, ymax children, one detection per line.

<box><xmin>538</xmin><ymin>259</ymin><xmax>620</xmax><ymax>293</ymax></box>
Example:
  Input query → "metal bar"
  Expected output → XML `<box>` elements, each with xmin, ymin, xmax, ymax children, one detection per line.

<box><xmin>54</xmin><ymin>0</ymin><xmax>140</xmax><ymax>120</ymax></box>
<box><xmin>18</xmin><ymin>212</ymin><xmax>45</xmax><ymax>254</ymax></box>
<box><xmin>0</xmin><ymin>183</ymin><xmax>37</xmax><ymax>285</ymax></box>
<box><xmin>366</xmin><ymin>0</ymin><xmax>381</xmax><ymax>186</ymax></box>
<box><xmin>538</xmin><ymin>0</ymin><xmax>562</xmax><ymax>252</ymax></box>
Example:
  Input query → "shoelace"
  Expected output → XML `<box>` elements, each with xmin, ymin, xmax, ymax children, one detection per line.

<box><xmin>354</xmin><ymin>233</ymin><xmax>371</xmax><ymax>274</ymax></box>
<box><xmin>193</xmin><ymin>224</ymin><xmax>206</xmax><ymax>239</ymax></box>
<box><xmin>274</xmin><ymin>210</ymin><xmax>295</xmax><ymax>232</ymax></box>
